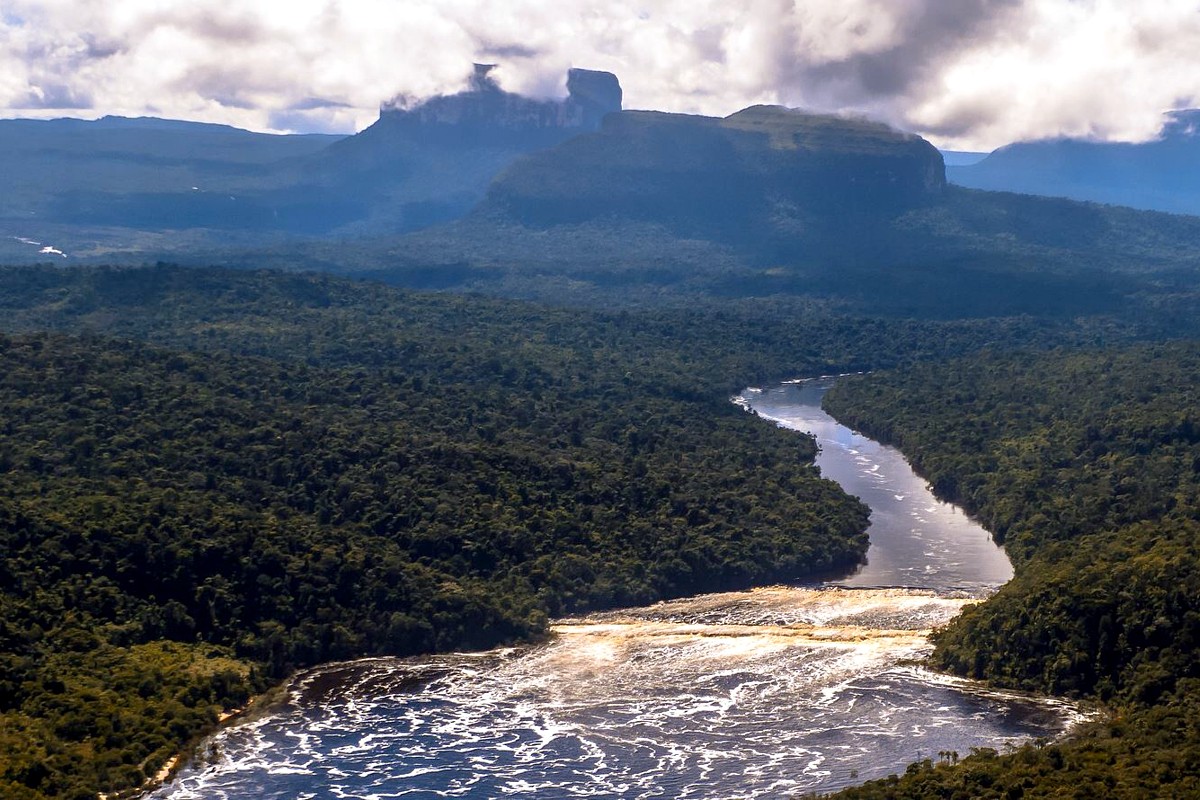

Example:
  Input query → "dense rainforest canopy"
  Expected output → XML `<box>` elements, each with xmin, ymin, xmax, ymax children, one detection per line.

<box><xmin>826</xmin><ymin>344</ymin><xmax>1200</xmax><ymax>798</ymax></box>
<box><xmin>0</xmin><ymin>265</ymin><xmax>889</xmax><ymax>799</ymax></box>
<box><xmin>1</xmin><ymin>264</ymin><xmax>1199</xmax><ymax>799</ymax></box>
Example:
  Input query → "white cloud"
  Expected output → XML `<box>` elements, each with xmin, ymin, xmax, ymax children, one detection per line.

<box><xmin>1</xmin><ymin>0</ymin><xmax>1197</xmax><ymax>148</ymax></box>
<box><xmin>910</xmin><ymin>0</ymin><xmax>1200</xmax><ymax>148</ymax></box>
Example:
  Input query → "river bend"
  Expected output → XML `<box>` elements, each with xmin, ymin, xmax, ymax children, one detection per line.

<box><xmin>150</xmin><ymin>379</ymin><xmax>1075</xmax><ymax>800</ymax></box>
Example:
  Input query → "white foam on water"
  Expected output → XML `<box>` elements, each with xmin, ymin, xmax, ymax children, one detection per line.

<box><xmin>152</xmin><ymin>587</ymin><xmax>1079</xmax><ymax>800</ymax></box>
<box><xmin>149</xmin><ymin>382</ymin><xmax>1048</xmax><ymax>800</ymax></box>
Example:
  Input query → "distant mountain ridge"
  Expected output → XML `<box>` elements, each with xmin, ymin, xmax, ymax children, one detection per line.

<box><xmin>0</xmin><ymin>114</ymin><xmax>346</xmax><ymax>241</ymax></box>
<box><xmin>0</xmin><ymin>64</ymin><xmax>624</xmax><ymax>251</ymax></box>
<box><xmin>2</xmin><ymin>75</ymin><xmax>1198</xmax><ymax>326</ymax></box>
<box><xmin>328</xmin><ymin>104</ymin><xmax>1200</xmax><ymax>319</ymax></box>
<box><xmin>949</xmin><ymin>109</ymin><xmax>1200</xmax><ymax>215</ymax></box>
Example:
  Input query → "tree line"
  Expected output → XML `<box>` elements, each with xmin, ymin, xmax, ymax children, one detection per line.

<box><xmin>0</xmin><ymin>263</ymin><xmax>1190</xmax><ymax>799</ymax></box>
<box><xmin>825</xmin><ymin>343</ymin><xmax>1200</xmax><ymax>798</ymax></box>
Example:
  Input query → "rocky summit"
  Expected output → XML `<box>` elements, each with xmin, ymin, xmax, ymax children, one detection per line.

<box><xmin>378</xmin><ymin>64</ymin><xmax>622</xmax><ymax>141</ymax></box>
<box><xmin>482</xmin><ymin>104</ymin><xmax>946</xmax><ymax>237</ymax></box>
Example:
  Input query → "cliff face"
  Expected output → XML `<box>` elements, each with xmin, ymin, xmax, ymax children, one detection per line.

<box><xmin>566</xmin><ymin>69</ymin><xmax>624</xmax><ymax>129</ymax></box>
<box><xmin>295</xmin><ymin>65</ymin><xmax>623</xmax><ymax>233</ymax></box>
<box><xmin>377</xmin><ymin>64</ymin><xmax>622</xmax><ymax>141</ymax></box>
<box><xmin>482</xmin><ymin>105</ymin><xmax>946</xmax><ymax>239</ymax></box>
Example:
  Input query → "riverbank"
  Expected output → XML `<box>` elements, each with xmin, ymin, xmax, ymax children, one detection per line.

<box><xmin>743</xmin><ymin>379</ymin><xmax>1013</xmax><ymax>592</ymax></box>
<box><xmin>822</xmin><ymin>348</ymin><xmax>1200</xmax><ymax>797</ymax></box>
<box><xmin>143</xmin><ymin>382</ymin><xmax>1082</xmax><ymax>800</ymax></box>
<box><xmin>129</xmin><ymin>680</ymin><xmax>295</xmax><ymax>799</ymax></box>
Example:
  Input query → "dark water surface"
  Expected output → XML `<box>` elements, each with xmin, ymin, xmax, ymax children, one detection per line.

<box><xmin>150</xmin><ymin>379</ymin><xmax>1074</xmax><ymax>800</ymax></box>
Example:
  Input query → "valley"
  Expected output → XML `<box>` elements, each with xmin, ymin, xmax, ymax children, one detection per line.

<box><xmin>146</xmin><ymin>381</ymin><xmax>1075</xmax><ymax>800</ymax></box>
<box><xmin>1</xmin><ymin>48</ymin><xmax>1199</xmax><ymax>800</ymax></box>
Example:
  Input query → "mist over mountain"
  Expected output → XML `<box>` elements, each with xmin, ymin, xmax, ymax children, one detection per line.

<box><xmin>380</xmin><ymin>64</ymin><xmax>621</xmax><ymax>137</ymax></box>
<box><xmin>949</xmin><ymin>109</ymin><xmax>1200</xmax><ymax>215</ymax></box>
<box><xmin>0</xmin><ymin>65</ymin><xmax>623</xmax><ymax>254</ymax></box>
<box><xmin>300</xmin><ymin>65</ymin><xmax>622</xmax><ymax>234</ymax></box>
<box><xmin>7</xmin><ymin>50</ymin><xmax>1200</xmax><ymax>800</ymax></box>
<box><xmin>1</xmin><ymin>66</ymin><xmax>1198</xmax><ymax>327</ymax></box>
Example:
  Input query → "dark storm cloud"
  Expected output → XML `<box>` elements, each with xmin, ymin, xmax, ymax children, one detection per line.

<box><xmin>1</xmin><ymin>1</ymin><xmax>1196</xmax><ymax>147</ymax></box>
<box><xmin>81</xmin><ymin>34</ymin><xmax>123</xmax><ymax>60</ymax></box>
<box><xmin>478</xmin><ymin>43</ymin><xmax>543</xmax><ymax>60</ymax></box>
<box><xmin>781</xmin><ymin>0</ymin><xmax>1024</xmax><ymax>112</ymax></box>
<box><xmin>140</xmin><ymin>6</ymin><xmax>269</xmax><ymax>45</ymax></box>
<box><xmin>908</xmin><ymin>97</ymin><xmax>1004</xmax><ymax>139</ymax></box>
<box><xmin>15</xmin><ymin>83</ymin><xmax>92</xmax><ymax>109</ymax></box>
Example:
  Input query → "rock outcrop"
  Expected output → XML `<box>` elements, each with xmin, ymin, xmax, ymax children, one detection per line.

<box><xmin>483</xmin><ymin>104</ymin><xmax>946</xmax><ymax>239</ymax></box>
<box><xmin>300</xmin><ymin>65</ymin><xmax>623</xmax><ymax>233</ymax></box>
<box><xmin>379</xmin><ymin>64</ymin><xmax>621</xmax><ymax>138</ymax></box>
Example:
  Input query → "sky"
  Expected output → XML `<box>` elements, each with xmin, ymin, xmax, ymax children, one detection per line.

<box><xmin>1</xmin><ymin>0</ymin><xmax>1198</xmax><ymax>150</ymax></box>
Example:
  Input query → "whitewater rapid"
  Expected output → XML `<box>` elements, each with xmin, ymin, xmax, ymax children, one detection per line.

<box><xmin>149</xmin><ymin>379</ymin><xmax>1079</xmax><ymax>800</ymax></box>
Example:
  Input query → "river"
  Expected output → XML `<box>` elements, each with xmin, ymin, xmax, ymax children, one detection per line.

<box><xmin>149</xmin><ymin>379</ymin><xmax>1077</xmax><ymax>800</ymax></box>
<box><xmin>743</xmin><ymin>379</ymin><xmax>1014</xmax><ymax>593</ymax></box>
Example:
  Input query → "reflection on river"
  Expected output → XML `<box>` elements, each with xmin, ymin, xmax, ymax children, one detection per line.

<box><xmin>743</xmin><ymin>379</ymin><xmax>1013</xmax><ymax>592</ymax></box>
<box><xmin>151</xmin><ymin>379</ymin><xmax>1075</xmax><ymax>800</ymax></box>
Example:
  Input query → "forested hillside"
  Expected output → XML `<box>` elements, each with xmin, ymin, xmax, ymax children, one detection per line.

<box><xmin>236</xmin><ymin>183</ymin><xmax>1200</xmax><ymax>324</ymax></box>
<box><xmin>3</xmin><ymin>264</ymin><xmax>1198</xmax><ymax>799</ymax></box>
<box><xmin>0</xmin><ymin>264</ymin><xmax>1131</xmax><ymax>387</ymax></box>
<box><xmin>826</xmin><ymin>344</ymin><xmax>1200</xmax><ymax>798</ymax></box>
<box><xmin>0</xmin><ymin>265</ymin><xmax>883</xmax><ymax>799</ymax></box>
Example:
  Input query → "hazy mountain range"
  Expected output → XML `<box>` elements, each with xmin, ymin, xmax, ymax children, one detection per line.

<box><xmin>948</xmin><ymin>109</ymin><xmax>1200</xmax><ymax>215</ymax></box>
<box><xmin>0</xmin><ymin>65</ymin><xmax>621</xmax><ymax>260</ymax></box>
<box><xmin>0</xmin><ymin>67</ymin><xmax>1197</xmax><ymax>322</ymax></box>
